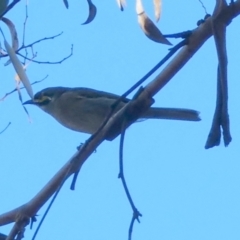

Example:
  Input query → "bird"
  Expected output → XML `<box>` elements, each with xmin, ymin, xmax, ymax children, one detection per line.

<box><xmin>24</xmin><ymin>87</ymin><xmax>200</xmax><ymax>140</ymax></box>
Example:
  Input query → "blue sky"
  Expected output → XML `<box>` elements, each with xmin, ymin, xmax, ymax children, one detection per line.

<box><xmin>1</xmin><ymin>1</ymin><xmax>240</xmax><ymax>239</ymax></box>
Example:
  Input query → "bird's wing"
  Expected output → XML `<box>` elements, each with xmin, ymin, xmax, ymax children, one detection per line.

<box><xmin>71</xmin><ymin>87</ymin><xmax>130</xmax><ymax>103</ymax></box>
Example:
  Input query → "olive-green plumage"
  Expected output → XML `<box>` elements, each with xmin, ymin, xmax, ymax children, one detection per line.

<box><xmin>24</xmin><ymin>87</ymin><xmax>200</xmax><ymax>139</ymax></box>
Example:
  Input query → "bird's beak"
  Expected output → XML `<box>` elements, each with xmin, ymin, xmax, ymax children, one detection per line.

<box><xmin>23</xmin><ymin>99</ymin><xmax>36</xmax><ymax>105</ymax></box>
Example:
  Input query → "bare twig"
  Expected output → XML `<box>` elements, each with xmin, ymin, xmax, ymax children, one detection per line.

<box><xmin>0</xmin><ymin>32</ymin><xmax>71</xmax><ymax>65</ymax></box>
<box><xmin>119</xmin><ymin>120</ymin><xmax>142</xmax><ymax>240</ymax></box>
<box><xmin>70</xmin><ymin>144</ymin><xmax>83</xmax><ymax>190</ymax></box>
<box><xmin>32</xmin><ymin>171</ymin><xmax>68</xmax><ymax>240</ymax></box>
<box><xmin>163</xmin><ymin>30</ymin><xmax>192</xmax><ymax>39</ymax></box>
<box><xmin>16</xmin><ymin>44</ymin><xmax>73</xmax><ymax>64</ymax></box>
<box><xmin>128</xmin><ymin>210</ymin><xmax>141</xmax><ymax>240</ymax></box>
<box><xmin>0</xmin><ymin>76</ymin><xmax>48</xmax><ymax>101</ymax></box>
<box><xmin>198</xmin><ymin>0</ymin><xmax>208</xmax><ymax>15</ymax></box>
<box><xmin>0</xmin><ymin>32</ymin><xmax>63</xmax><ymax>57</ymax></box>
<box><xmin>18</xmin><ymin>32</ymin><xmax>64</xmax><ymax>52</ymax></box>
<box><xmin>22</xmin><ymin>0</ymin><xmax>28</xmax><ymax>47</ymax></box>
<box><xmin>1</xmin><ymin>25</ymin><xmax>63</xmax><ymax>57</ymax></box>
<box><xmin>0</xmin><ymin>122</ymin><xmax>11</xmax><ymax>134</ymax></box>
<box><xmin>30</xmin><ymin>216</ymin><xmax>37</xmax><ymax>230</ymax></box>
<box><xmin>22</xmin><ymin>0</ymin><xmax>29</xmax><ymax>64</ymax></box>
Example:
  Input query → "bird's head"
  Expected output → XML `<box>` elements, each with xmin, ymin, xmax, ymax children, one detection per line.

<box><xmin>23</xmin><ymin>87</ymin><xmax>68</xmax><ymax>113</ymax></box>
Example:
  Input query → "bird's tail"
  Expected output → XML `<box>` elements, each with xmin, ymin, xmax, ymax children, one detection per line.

<box><xmin>143</xmin><ymin>107</ymin><xmax>201</xmax><ymax>121</ymax></box>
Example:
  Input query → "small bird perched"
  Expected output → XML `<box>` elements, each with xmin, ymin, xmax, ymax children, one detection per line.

<box><xmin>24</xmin><ymin>87</ymin><xmax>200</xmax><ymax>139</ymax></box>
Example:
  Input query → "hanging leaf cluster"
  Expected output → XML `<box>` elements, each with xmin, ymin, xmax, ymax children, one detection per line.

<box><xmin>63</xmin><ymin>0</ymin><xmax>170</xmax><ymax>45</ymax></box>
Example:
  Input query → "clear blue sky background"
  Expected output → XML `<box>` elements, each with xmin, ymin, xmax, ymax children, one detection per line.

<box><xmin>1</xmin><ymin>1</ymin><xmax>240</xmax><ymax>239</ymax></box>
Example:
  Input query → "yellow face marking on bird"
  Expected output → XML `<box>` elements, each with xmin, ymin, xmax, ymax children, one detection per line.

<box><xmin>34</xmin><ymin>95</ymin><xmax>52</xmax><ymax>103</ymax></box>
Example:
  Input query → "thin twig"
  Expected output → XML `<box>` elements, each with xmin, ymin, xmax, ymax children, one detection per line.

<box><xmin>22</xmin><ymin>0</ymin><xmax>29</xmax><ymax>64</ymax></box>
<box><xmin>0</xmin><ymin>33</ymin><xmax>64</xmax><ymax>58</ymax></box>
<box><xmin>0</xmin><ymin>122</ymin><xmax>11</xmax><ymax>134</ymax></box>
<box><xmin>119</xmin><ymin>119</ymin><xmax>142</xmax><ymax>240</ymax></box>
<box><xmin>19</xmin><ymin>32</ymin><xmax>64</xmax><ymax>51</ymax></box>
<box><xmin>128</xmin><ymin>211</ymin><xmax>141</xmax><ymax>240</ymax></box>
<box><xmin>22</xmin><ymin>0</ymin><xmax>28</xmax><ymax>47</ymax></box>
<box><xmin>16</xmin><ymin>44</ymin><xmax>73</xmax><ymax>64</ymax></box>
<box><xmin>31</xmin><ymin>180</ymin><xmax>64</xmax><ymax>240</ymax></box>
<box><xmin>70</xmin><ymin>144</ymin><xmax>83</xmax><ymax>190</ymax></box>
<box><xmin>198</xmin><ymin>0</ymin><xmax>208</xmax><ymax>15</ymax></box>
<box><xmin>0</xmin><ymin>32</ymin><xmax>68</xmax><ymax>65</ymax></box>
<box><xmin>0</xmin><ymin>76</ymin><xmax>48</xmax><ymax>101</ymax></box>
<box><xmin>163</xmin><ymin>30</ymin><xmax>192</xmax><ymax>39</ymax></box>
